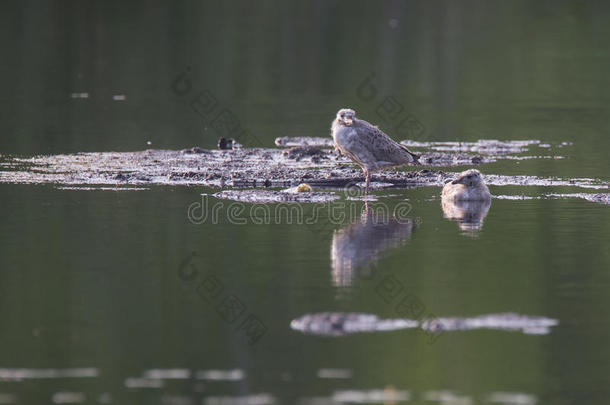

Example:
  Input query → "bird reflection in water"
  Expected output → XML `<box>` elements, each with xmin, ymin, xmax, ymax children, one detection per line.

<box><xmin>331</xmin><ymin>202</ymin><xmax>416</xmax><ymax>287</ymax></box>
<box><xmin>441</xmin><ymin>198</ymin><xmax>491</xmax><ymax>236</ymax></box>
<box><xmin>441</xmin><ymin>169</ymin><xmax>492</xmax><ymax>236</ymax></box>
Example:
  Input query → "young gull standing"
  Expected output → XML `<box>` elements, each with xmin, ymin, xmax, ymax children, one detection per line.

<box><xmin>331</xmin><ymin>108</ymin><xmax>419</xmax><ymax>193</ymax></box>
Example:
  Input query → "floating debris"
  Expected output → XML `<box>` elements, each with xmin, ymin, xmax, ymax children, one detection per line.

<box><xmin>218</xmin><ymin>137</ymin><xmax>239</xmax><ymax>150</ymax></box>
<box><xmin>299</xmin><ymin>390</ymin><xmax>536</xmax><ymax>405</ymax></box>
<box><xmin>277</xmin><ymin>136</ymin><xmax>555</xmax><ymax>158</ymax></box>
<box><xmin>421</xmin><ymin>313</ymin><xmax>559</xmax><ymax>335</ymax></box>
<box><xmin>493</xmin><ymin>195</ymin><xmax>539</xmax><ymax>200</ymax></box>
<box><xmin>0</xmin><ymin>367</ymin><xmax>98</xmax><ymax>381</ymax></box>
<box><xmin>203</xmin><ymin>394</ymin><xmax>275</xmax><ymax>405</ymax></box>
<box><xmin>422</xmin><ymin>390</ymin><xmax>472</xmax><ymax>405</ymax></box>
<box><xmin>333</xmin><ymin>389</ymin><xmax>411</xmax><ymax>403</ymax></box>
<box><xmin>55</xmin><ymin>186</ymin><xmax>150</xmax><ymax>191</ymax></box>
<box><xmin>51</xmin><ymin>392</ymin><xmax>85</xmax><ymax>404</ymax></box>
<box><xmin>275</xmin><ymin>136</ymin><xmax>334</xmax><ymax>148</ymax></box>
<box><xmin>142</xmin><ymin>369</ymin><xmax>190</xmax><ymax>380</ymax></box>
<box><xmin>316</xmin><ymin>369</ymin><xmax>352</xmax><ymax>379</ymax></box>
<box><xmin>196</xmin><ymin>369</ymin><xmax>244</xmax><ymax>381</ymax></box>
<box><xmin>482</xmin><ymin>174</ymin><xmax>608</xmax><ymax>190</ymax></box>
<box><xmin>401</xmin><ymin>139</ymin><xmax>541</xmax><ymax>155</ymax></box>
<box><xmin>124</xmin><ymin>377</ymin><xmax>164</xmax><ymax>389</ymax></box>
<box><xmin>487</xmin><ymin>392</ymin><xmax>537</xmax><ymax>405</ymax></box>
<box><xmin>291</xmin><ymin>312</ymin><xmax>558</xmax><ymax>336</ymax></box>
<box><xmin>290</xmin><ymin>313</ymin><xmax>419</xmax><ymax>336</ymax></box>
<box><xmin>213</xmin><ymin>189</ymin><xmax>340</xmax><ymax>204</ymax></box>
<box><xmin>546</xmin><ymin>193</ymin><xmax>610</xmax><ymax>205</ymax></box>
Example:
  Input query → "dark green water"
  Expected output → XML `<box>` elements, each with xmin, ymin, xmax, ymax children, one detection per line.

<box><xmin>1</xmin><ymin>1</ymin><xmax>610</xmax><ymax>404</ymax></box>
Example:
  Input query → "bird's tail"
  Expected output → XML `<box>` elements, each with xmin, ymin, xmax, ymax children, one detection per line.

<box><xmin>400</xmin><ymin>144</ymin><xmax>420</xmax><ymax>164</ymax></box>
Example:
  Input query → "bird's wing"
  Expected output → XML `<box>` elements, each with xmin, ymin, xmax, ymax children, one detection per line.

<box><xmin>355</xmin><ymin>119</ymin><xmax>417</xmax><ymax>164</ymax></box>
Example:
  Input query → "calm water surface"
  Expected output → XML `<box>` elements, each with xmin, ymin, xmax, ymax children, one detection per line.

<box><xmin>1</xmin><ymin>1</ymin><xmax>610</xmax><ymax>404</ymax></box>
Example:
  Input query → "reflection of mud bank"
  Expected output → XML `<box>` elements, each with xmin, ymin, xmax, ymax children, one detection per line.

<box><xmin>291</xmin><ymin>312</ymin><xmax>558</xmax><ymax>336</ymax></box>
<box><xmin>302</xmin><ymin>389</ymin><xmax>537</xmax><ymax>405</ymax></box>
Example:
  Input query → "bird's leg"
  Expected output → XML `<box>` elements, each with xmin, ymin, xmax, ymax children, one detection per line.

<box><xmin>364</xmin><ymin>169</ymin><xmax>370</xmax><ymax>194</ymax></box>
<box><xmin>363</xmin><ymin>201</ymin><xmax>371</xmax><ymax>215</ymax></box>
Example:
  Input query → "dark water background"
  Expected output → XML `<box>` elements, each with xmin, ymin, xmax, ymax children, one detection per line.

<box><xmin>1</xmin><ymin>1</ymin><xmax>610</xmax><ymax>404</ymax></box>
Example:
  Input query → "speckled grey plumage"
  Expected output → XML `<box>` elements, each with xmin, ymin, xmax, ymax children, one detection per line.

<box><xmin>331</xmin><ymin>108</ymin><xmax>419</xmax><ymax>192</ymax></box>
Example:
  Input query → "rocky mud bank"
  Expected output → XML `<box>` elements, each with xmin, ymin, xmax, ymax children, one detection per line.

<box><xmin>1</xmin><ymin>137</ymin><xmax>608</xmax><ymax>204</ymax></box>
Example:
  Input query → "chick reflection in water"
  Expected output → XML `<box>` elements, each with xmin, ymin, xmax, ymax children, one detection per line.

<box><xmin>441</xmin><ymin>169</ymin><xmax>491</xmax><ymax>234</ymax></box>
<box><xmin>331</xmin><ymin>202</ymin><xmax>415</xmax><ymax>287</ymax></box>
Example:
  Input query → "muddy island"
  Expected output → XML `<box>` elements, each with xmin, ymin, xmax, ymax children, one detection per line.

<box><xmin>0</xmin><ymin>137</ymin><xmax>608</xmax><ymax>204</ymax></box>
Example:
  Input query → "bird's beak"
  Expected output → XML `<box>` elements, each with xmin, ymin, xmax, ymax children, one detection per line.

<box><xmin>344</xmin><ymin>117</ymin><xmax>353</xmax><ymax>126</ymax></box>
